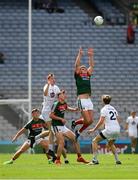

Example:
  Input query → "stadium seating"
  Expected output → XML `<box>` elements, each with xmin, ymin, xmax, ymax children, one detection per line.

<box><xmin>0</xmin><ymin>0</ymin><xmax>138</xmax><ymax>141</ymax></box>
<box><xmin>90</xmin><ymin>0</ymin><xmax>126</xmax><ymax>24</ymax></box>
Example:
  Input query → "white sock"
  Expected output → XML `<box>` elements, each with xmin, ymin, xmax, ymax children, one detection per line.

<box><xmin>132</xmin><ymin>147</ymin><xmax>135</xmax><ymax>152</ymax></box>
<box><xmin>93</xmin><ymin>152</ymin><xmax>98</xmax><ymax>161</ymax></box>
<box><xmin>35</xmin><ymin>134</ymin><xmax>41</xmax><ymax>140</ymax></box>
<box><xmin>49</xmin><ymin>144</ymin><xmax>54</xmax><ymax>151</ymax></box>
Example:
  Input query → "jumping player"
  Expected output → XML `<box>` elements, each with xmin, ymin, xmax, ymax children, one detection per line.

<box><xmin>72</xmin><ymin>47</ymin><xmax>95</xmax><ymax>139</ymax></box>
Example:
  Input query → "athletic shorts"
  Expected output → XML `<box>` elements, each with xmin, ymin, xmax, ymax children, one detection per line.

<box><xmin>26</xmin><ymin>137</ymin><xmax>48</xmax><ymax>146</ymax></box>
<box><xmin>51</xmin><ymin>125</ymin><xmax>70</xmax><ymax>135</ymax></box>
<box><xmin>100</xmin><ymin>129</ymin><xmax>120</xmax><ymax>141</ymax></box>
<box><xmin>128</xmin><ymin>130</ymin><xmax>137</xmax><ymax>138</ymax></box>
<box><xmin>77</xmin><ymin>98</ymin><xmax>93</xmax><ymax>111</ymax></box>
<box><xmin>40</xmin><ymin>110</ymin><xmax>51</xmax><ymax>122</ymax></box>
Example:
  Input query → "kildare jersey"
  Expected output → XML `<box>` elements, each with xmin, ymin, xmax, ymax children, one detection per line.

<box><xmin>24</xmin><ymin>118</ymin><xmax>45</xmax><ymax>137</ymax></box>
<box><xmin>101</xmin><ymin>104</ymin><xmax>120</xmax><ymax>132</ymax></box>
<box><xmin>43</xmin><ymin>84</ymin><xmax>60</xmax><ymax>110</ymax></box>
<box><xmin>126</xmin><ymin>116</ymin><xmax>138</xmax><ymax>132</ymax></box>
<box><xmin>51</xmin><ymin>101</ymin><xmax>68</xmax><ymax>126</ymax></box>
<box><xmin>74</xmin><ymin>72</ymin><xmax>91</xmax><ymax>96</ymax></box>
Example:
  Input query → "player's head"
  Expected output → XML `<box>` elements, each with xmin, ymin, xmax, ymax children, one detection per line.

<box><xmin>47</xmin><ymin>73</ymin><xmax>55</xmax><ymax>85</ymax></box>
<box><xmin>102</xmin><ymin>95</ymin><xmax>112</xmax><ymax>104</ymax></box>
<box><xmin>131</xmin><ymin>110</ymin><xmax>136</xmax><ymax>117</ymax></box>
<box><xmin>57</xmin><ymin>89</ymin><xmax>66</xmax><ymax>101</ymax></box>
<box><xmin>32</xmin><ymin>108</ymin><xmax>40</xmax><ymax>119</ymax></box>
<box><xmin>79</xmin><ymin>65</ymin><xmax>87</xmax><ymax>74</ymax></box>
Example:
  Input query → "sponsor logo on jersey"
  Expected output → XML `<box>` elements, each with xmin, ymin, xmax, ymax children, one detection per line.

<box><xmin>80</xmin><ymin>73</ymin><xmax>90</xmax><ymax>80</ymax></box>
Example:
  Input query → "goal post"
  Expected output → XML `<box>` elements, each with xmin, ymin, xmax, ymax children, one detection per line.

<box><xmin>0</xmin><ymin>0</ymin><xmax>32</xmax><ymax>121</ymax></box>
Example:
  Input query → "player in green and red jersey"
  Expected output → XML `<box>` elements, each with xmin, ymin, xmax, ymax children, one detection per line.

<box><xmin>49</xmin><ymin>89</ymin><xmax>89</xmax><ymax>165</ymax></box>
<box><xmin>72</xmin><ymin>47</ymin><xmax>95</xmax><ymax>139</ymax></box>
<box><xmin>3</xmin><ymin>109</ymin><xmax>50</xmax><ymax>165</ymax></box>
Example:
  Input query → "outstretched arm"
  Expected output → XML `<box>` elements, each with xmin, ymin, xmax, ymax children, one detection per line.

<box><xmin>43</xmin><ymin>79</ymin><xmax>51</xmax><ymax>96</ymax></box>
<box><xmin>67</xmin><ymin>106</ymin><xmax>78</xmax><ymax>112</ymax></box>
<box><xmin>87</xmin><ymin>48</ymin><xmax>94</xmax><ymax>75</ymax></box>
<box><xmin>74</xmin><ymin>47</ymin><xmax>83</xmax><ymax>74</ymax></box>
<box><xmin>12</xmin><ymin>128</ymin><xmax>26</xmax><ymax>142</ymax></box>
<box><xmin>88</xmin><ymin>116</ymin><xmax>105</xmax><ymax>134</ymax></box>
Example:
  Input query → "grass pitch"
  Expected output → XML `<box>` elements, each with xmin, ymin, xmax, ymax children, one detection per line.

<box><xmin>0</xmin><ymin>153</ymin><xmax>138</xmax><ymax>179</ymax></box>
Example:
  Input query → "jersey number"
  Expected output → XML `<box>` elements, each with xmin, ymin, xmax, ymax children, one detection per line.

<box><xmin>109</xmin><ymin>111</ymin><xmax>116</xmax><ymax>120</ymax></box>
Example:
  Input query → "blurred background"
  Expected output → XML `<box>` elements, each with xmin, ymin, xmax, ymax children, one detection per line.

<box><xmin>0</xmin><ymin>0</ymin><xmax>138</xmax><ymax>153</ymax></box>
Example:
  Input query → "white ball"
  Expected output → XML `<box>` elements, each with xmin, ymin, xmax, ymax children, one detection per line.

<box><xmin>94</xmin><ymin>16</ymin><xmax>104</xmax><ymax>25</ymax></box>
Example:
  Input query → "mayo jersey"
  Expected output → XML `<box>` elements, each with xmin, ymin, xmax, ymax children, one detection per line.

<box><xmin>126</xmin><ymin>116</ymin><xmax>138</xmax><ymax>132</ymax></box>
<box><xmin>74</xmin><ymin>72</ymin><xmax>91</xmax><ymax>96</ymax></box>
<box><xmin>42</xmin><ymin>84</ymin><xmax>60</xmax><ymax>110</ymax></box>
<box><xmin>101</xmin><ymin>104</ymin><xmax>120</xmax><ymax>132</ymax></box>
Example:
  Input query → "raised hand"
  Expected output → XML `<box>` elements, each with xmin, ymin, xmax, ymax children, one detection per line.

<box><xmin>88</xmin><ymin>48</ymin><xmax>94</xmax><ymax>57</ymax></box>
<box><xmin>79</xmin><ymin>47</ymin><xmax>83</xmax><ymax>56</ymax></box>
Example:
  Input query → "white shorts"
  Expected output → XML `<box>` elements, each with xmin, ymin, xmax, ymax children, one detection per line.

<box><xmin>77</xmin><ymin>98</ymin><xmax>93</xmax><ymax>111</ymax></box>
<box><xmin>128</xmin><ymin>130</ymin><xmax>137</xmax><ymax>138</ymax></box>
<box><xmin>101</xmin><ymin>129</ymin><xmax>120</xmax><ymax>140</ymax></box>
<box><xmin>26</xmin><ymin>137</ymin><xmax>49</xmax><ymax>146</ymax></box>
<box><xmin>41</xmin><ymin>110</ymin><xmax>51</xmax><ymax>122</ymax></box>
<box><xmin>51</xmin><ymin>125</ymin><xmax>70</xmax><ymax>135</ymax></box>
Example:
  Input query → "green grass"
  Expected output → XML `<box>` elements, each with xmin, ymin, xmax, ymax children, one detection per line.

<box><xmin>0</xmin><ymin>153</ymin><xmax>138</xmax><ymax>179</ymax></box>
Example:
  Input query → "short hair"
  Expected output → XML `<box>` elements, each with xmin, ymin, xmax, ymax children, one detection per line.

<box><xmin>47</xmin><ymin>73</ymin><xmax>54</xmax><ymax>79</ymax></box>
<box><xmin>80</xmin><ymin>65</ymin><xmax>87</xmax><ymax>69</ymax></box>
<box><xmin>31</xmin><ymin>108</ymin><xmax>40</xmax><ymax>113</ymax></box>
<box><xmin>102</xmin><ymin>95</ymin><xmax>112</xmax><ymax>104</ymax></box>
<box><xmin>57</xmin><ymin>89</ymin><xmax>65</xmax><ymax>97</ymax></box>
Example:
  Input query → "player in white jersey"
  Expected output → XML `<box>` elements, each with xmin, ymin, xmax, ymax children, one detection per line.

<box><xmin>41</xmin><ymin>73</ymin><xmax>69</xmax><ymax>163</ymax></box>
<box><xmin>40</xmin><ymin>73</ymin><xmax>60</xmax><ymax>162</ymax></box>
<box><xmin>41</xmin><ymin>73</ymin><xmax>60</xmax><ymax>127</ymax></box>
<box><xmin>87</xmin><ymin>95</ymin><xmax>121</xmax><ymax>165</ymax></box>
<box><xmin>125</xmin><ymin>111</ymin><xmax>138</xmax><ymax>153</ymax></box>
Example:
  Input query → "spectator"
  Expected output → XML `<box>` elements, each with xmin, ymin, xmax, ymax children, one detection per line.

<box><xmin>127</xmin><ymin>23</ymin><xmax>135</xmax><ymax>44</ymax></box>
<box><xmin>33</xmin><ymin>0</ymin><xmax>64</xmax><ymax>13</ymax></box>
<box><xmin>125</xmin><ymin>110</ymin><xmax>138</xmax><ymax>153</ymax></box>
<box><xmin>0</xmin><ymin>52</ymin><xmax>5</xmax><ymax>64</ymax></box>
<box><xmin>33</xmin><ymin>0</ymin><xmax>47</xmax><ymax>9</ymax></box>
<box><xmin>46</xmin><ymin>0</ymin><xmax>64</xmax><ymax>13</ymax></box>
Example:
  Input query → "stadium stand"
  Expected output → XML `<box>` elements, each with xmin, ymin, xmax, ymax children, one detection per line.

<box><xmin>0</xmin><ymin>0</ymin><xmax>138</xmax><ymax>142</ymax></box>
<box><xmin>90</xmin><ymin>0</ymin><xmax>126</xmax><ymax>24</ymax></box>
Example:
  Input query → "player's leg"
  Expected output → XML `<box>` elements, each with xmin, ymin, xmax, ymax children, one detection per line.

<box><xmin>39</xmin><ymin>139</ymin><xmax>52</xmax><ymax>163</ymax></box>
<box><xmin>74</xmin><ymin>99</ymin><xmax>94</xmax><ymax>139</ymax></box>
<box><xmin>71</xmin><ymin>117</ymin><xmax>83</xmax><ymax>129</ymax></box>
<box><xmin>130</xmin><ymin>136</ymin><xmax>137</xmax><ymax>153</ymax></box>
<box><xmin>35</xmin><ymin>130</ymin><xmax>49</xmax><ymax>140</ymax></box>
<box><xmin>75</xmin><ymin>110</ymin><xmax>94</xmax><ymax>140</ymax></box>
<box><xmin>3</xmin><ymin>141</ymin><xmax>30</xmax><ymax>165</ymax></box>
<box><xmin>63</xmin><ymin>129</ymin><xmax>89</xmax><ymax>164</ymax></box>
<box><xmin>108</xmin><ymin>140</ymin><xmax>121</xmax><ymax>164</ymax></box>
<box><xmin>62</xmin><ymin>147</ymin><xmax>69</xmax><ymax>164</ymax></box>
<box><xmin>89</xmin><ymin>134</ymin><xmax>103</xmax><ymax>165</ymax></box>
<box><xmin>55</xmin><ymin>132</ymin><xmax>64</xmax><ymax>164</ymax></box>
<box><xmin>41</xmin><ymin>110</ymin><xmax>55</xmax><ymax>154</ymax></box>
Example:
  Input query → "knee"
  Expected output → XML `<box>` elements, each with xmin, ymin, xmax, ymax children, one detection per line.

<box><xmin>92</xmin><ymin>138</ymin><xmax>98</xmax><ymax>145</ymax></box>
<box><xmin>84</xmin><ymin>120</ymin><xmax>92</xmax><ymax>126</ymax></box>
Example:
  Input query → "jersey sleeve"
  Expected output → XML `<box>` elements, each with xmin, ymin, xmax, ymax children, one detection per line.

<box><xmin>126</xmin><ymin>117</ymin><xmax>129</xmax><ymax>123</ymax></box>
<box><xmin>51</xmin><ymin>102</ymin><xmax>58</xmax><ymax>112</ymax></box>
<box><xmin>100</xmin><ymin>108</ymin><xmax>106</xmax><ymax>117</ymax></box>
<box><xmin>24</xmin><ymin>121</ymin><xmax>31</xmax><ymax>129</ymax></box>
